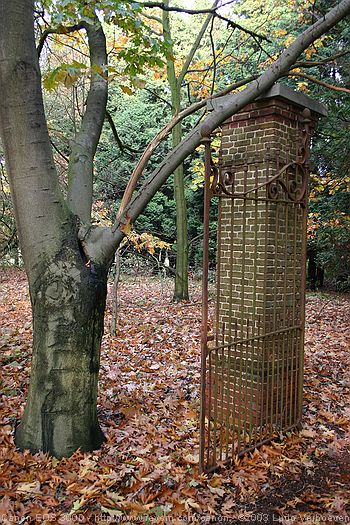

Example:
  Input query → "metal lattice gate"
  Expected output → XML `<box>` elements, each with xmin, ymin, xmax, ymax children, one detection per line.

<box><xmin>199</xmin><ymin>100</ymin><xmax>313</xmax><ymax>473</ymax></box>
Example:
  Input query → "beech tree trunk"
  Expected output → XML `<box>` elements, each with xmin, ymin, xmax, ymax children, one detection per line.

<box><xmin>0</xmin><ymin>0</ymin><xmax>110</xmax><ymax>457</ymax></box>
<box><xmin>15</xmin><ymin>245</ymin><xmax>108</xmax><ymax>457</ymax></box>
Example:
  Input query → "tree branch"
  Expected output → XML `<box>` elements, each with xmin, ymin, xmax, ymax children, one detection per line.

<box><xmin>144</xmin><ymin>87</ymin><xmax>172</xmax><ymax>108</ymax></box>
<box><xmin>105</xmin><ymin>110</ymin><xmax>142</xmax><ymax>154</ymax></box>
<box><xmin>294</xmin><ymin>49</ymin><xmax>350</xmax><ymax>68</ymax></box>
<box><xmin>37</xmin><ymin>22</ymin><xmax>85</xmax><ymax>58</ymax></box>
<box><xmin>141</xmin><ymin>12</ymin><xmax>162</xmax><ymax>24</ymax></box>
<box><xmin>140</xmin><ymin>12</ymin><xmax>163</xmax><ymax>36</ymax></box>
<box><xmin>214</xmin><ymin>13</ymin><xmax>271</xmax><ymax>43</ymax></box>
<box><xmin>140</xmin><ymin>1</ymin><xmax>247</xmax><ymax>16</ymax></box>
<box><xmin>289</xmin><ymin>71</ymin><xmax>350</xmax><ymax>93</ymax></box>
<box><xmin>67</xmin><ymin>19</ymin><xmax>108</xmax><ymax>224</ymax></box>
<box><xmin>105</xmin><ymin>110</ymin><xmax>124</xmax><ymax>152</ymax></box>
<box><xmin>178</xmin><ymin>0</ymin><xmax>220</xmax><ymax>85</ymax></box>
<box><xmin>209</xmin><ymin>16</ymin><xmax>216</xmax><ymax>96</ymax></box>
<box><xmin>48</xmin><ymin>127</ymin><xmax>70</xmax><ymax>145</ymax></box>
<box><xmin>140</xmin><ymin>1</ymin><xmax>271</xmax><ymax>43</ymax></box>
<box><xmin>50</xmin><ymin>139</ymin><xmax>69</xmax><ymax>163</ymax></box>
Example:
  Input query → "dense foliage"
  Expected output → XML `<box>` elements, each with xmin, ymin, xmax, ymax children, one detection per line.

<box><xmin>0</xmin><ymin>0</ymin><xmax>349</xmax><ymax>287</ymax></box>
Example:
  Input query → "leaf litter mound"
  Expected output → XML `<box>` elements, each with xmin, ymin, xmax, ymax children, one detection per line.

<box><xmin>0</xmin><ymin>268</ymin><xmax>349</xmax><ymax>523</ymax></box>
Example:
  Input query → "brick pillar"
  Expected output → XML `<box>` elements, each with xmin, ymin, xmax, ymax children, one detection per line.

<box><xmin>207</xmin><ymin>85</ymin><xmax>326</xmax><ymax>437</ymax></box>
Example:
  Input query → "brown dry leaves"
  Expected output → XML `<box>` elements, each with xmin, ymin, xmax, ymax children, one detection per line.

<box><xmin>0</xmin><ymin>269</ymin><xmax>349</xmax><ymax>523</ymax></box>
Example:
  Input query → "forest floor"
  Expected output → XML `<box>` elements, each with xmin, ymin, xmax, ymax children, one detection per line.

<box><xmin>0</xmin><ymin>268</ymin><xmax>349</xmax><ymax>524</ymax></box>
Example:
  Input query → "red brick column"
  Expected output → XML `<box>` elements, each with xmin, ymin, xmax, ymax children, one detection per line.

<box><xmin>207</xmin><ymin>85</ymin><xmax>326</xmax><ymax>441</ymax></box>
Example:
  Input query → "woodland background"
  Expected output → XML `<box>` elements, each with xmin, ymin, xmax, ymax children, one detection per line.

<box><xmin>0</xmin><ymin>0</ymin><xmax>349</xmax><ymax>289</ymax></box>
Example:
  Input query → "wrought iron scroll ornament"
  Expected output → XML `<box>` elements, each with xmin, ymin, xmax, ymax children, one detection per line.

<box><xmin>267</xmin><ymin>109</ymin><xmax>311</xmax><ymax>204</ymax></box>
<box><xmin>210</xmin><ymin>108</ymin><xmax>311</xmax><ymax>204</ymax></box>
<box><xmin>266</xmin><ymin>162</ymin><xmax>308</xmax><ymax>203</ymax></box>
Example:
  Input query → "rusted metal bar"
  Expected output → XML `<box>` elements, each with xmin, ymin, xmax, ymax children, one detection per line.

<box><xmin>199</xmin><ymin>135</ymin><xmax>212</xmax><ymax>474</ymax></box>
<box><xmin>203</xmin><ymin>421</ymin><xmax>301</xmax><ymax>475</ymax></box>
<box><xmin>206</xmin><ymin>324</ymin><xmax>303</xmax><ymax>354</ymax></box>
<box><xmin>298</xmin><ymin>110</ymin><xmax>311</xmax><ymax>421</ymax></box>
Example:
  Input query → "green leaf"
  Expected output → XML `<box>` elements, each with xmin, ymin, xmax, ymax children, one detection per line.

<box><xmin>69</xmin><ymin>497</ymin><xmax>85</xmax><ymax>515</ymax></box>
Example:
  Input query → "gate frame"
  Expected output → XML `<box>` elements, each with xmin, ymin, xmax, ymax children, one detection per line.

<box><xmin>199</xmin><ymin>86</ymin><xmax>326</xmax><ymax>473</ymax></box>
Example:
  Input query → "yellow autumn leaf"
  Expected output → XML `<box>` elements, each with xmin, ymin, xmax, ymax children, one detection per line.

<box><xmin>16</xmin><ymin>481</ymin><xmax>41</xmax><ymax>494</ymax></box>
<box><xmin>273</xmin><ymin>28</ymin><xmax>287</xmax><ymax>37</ymax></box>
<box><xmin>297</xmin><ymin>81</ymin><xmax>309</xmax><ymax>92</ymax></box>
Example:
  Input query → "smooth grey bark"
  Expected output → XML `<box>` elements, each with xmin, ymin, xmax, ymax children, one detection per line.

<box><xmin>67</xmin><ymin>20</ymin><xmax>108</xmax><ymax>224</ymax></box>
<box><xmin>0</xmin><ymin>0</ymin><xmax>109</xmax><ymax>457</ymax></box>
<box><xmin>15</xmin><ymin>244</ymin><xmax>107</xmax><ymax>457</ymax></box>
<box><xmin>0</xmin><ymin>0</ymin><xmax>70</xmax><ymax>284</ymax></box>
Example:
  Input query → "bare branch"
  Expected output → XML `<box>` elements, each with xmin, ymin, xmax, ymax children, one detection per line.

<box><xmin>209</xmin><ymin>16</ymin><xmax>216</xmax><ymax>96</ymax></box>
<box><xmin>141</xmin><ymin>12</ymin><xmax>162</xmax><ymax>24</ymax></box>
<box><xmin>140</xmin><ymin>1</ymin><xmax>271</xmax><ymax>43</ymax></box>
<box><xmin>50</xmin><ymin>139</ymin><xmax>69</xmax><ymax>163</ymax></box>
<box><xmin>294</xmin><ymin>49</ymin><xmax>350</xmax><ymax>68</ymax></box>
<box><xmin>178</xmin><ymin>0</ymin><xmax>220</xmax><ymax>85</ymax></box>
<box><xmin>50</xmin><ymin>35</ymin><xmax>90</xmax><ymax>58</ymax></box>
<box><xmin>48</xmin><ymin>127</ymin><xmax>70</xmax><ymax>145</ymax></box>
<box><xmin>118</xmin><ymin>75</ymin><xmax>257</xmax><ymax>215</ymax></box>
<box><xmin>105</xmin><ymin>110</ymin><xmax>142</xmax><ymax>154</ymax></box>
<box><xmin>105</xmin><ymin>110</ymin><xmax>125</xmax><ymax>152</ymax></box>
<box><xmin>140</xmin><ymin>0</ymin><xmax>246</xmax><ymax>16</ymax></box>
<box><xmin>140</xmin><ymin>11</ymin><xmax>163</xmax><ymax>36</ymax></box>
<box><xmin>215</xmin><ymin>12</ymin><xmax>271</xmax><ymax>43</ymax></box>
<box><xmin>144</xmin><ymin>87</ymin><xmax>172</xmax><ymax>108</ymax></box>
<box><xmin>37</xmin><ymin>22</ymin><xmax>85</xmax><ymax>57</ymax></box>
<box><xmin>289</xmin><ymin>70</ymin><xmax>350</xmax><ymax>93</ymax></box>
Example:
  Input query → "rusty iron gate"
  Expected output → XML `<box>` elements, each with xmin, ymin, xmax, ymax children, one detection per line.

<box><xmin>199</xmin><ymin>111</ymin><xmax>311</xmax><ymax>473</ymax></box>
